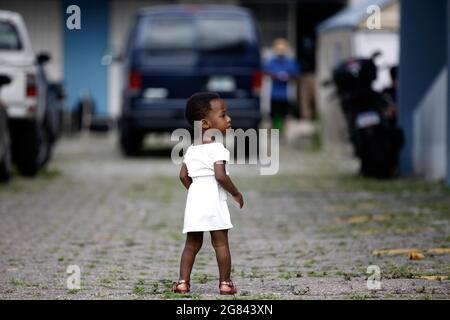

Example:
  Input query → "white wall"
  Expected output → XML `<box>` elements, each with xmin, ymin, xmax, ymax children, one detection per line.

<box><xmin>316</xmin><ymin>30</ymin><xmax>353</xmax><ymax>149</ymax></box>
<box><xmin>0</xmin><ymin>0</ymin><xmax>63</xmax><ymax>81</ymax></box>
<box><xmin>413</xmin><ymin>67</ymin><xmax>448</xmax><ymax>180</ymax></box>
<box><xmin>316</xmin><ymin>29</ymin><xmax>399</xmax><ymax>151</ymax></box>
<box><xmin>353</xmin><ymin>31</ymin><xmax>399</xmax><ymax>91</ymax></box>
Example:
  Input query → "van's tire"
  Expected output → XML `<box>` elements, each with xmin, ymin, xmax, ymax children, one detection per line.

<box><xmin>119</xmin><ymin>120</ymin><xmax>142</xmax><ymax>156</ymax></box>
<box><xmin>0</xmin><ymin>126</ymin><xmax>12</xmax><ymax>183</ymax></box>
<box><xmin>14</xmin><ymin>122</ymin><xmax>50</xmax><ymax>177</ymax></box>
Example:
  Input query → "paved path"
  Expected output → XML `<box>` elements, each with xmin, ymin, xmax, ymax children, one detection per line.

<box><xmin>0</xmin><ymin>134</ymin><xmax>449</xmax><ymax>299</ymax></box>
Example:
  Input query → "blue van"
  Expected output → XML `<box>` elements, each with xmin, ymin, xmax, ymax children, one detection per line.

<box><xmin>119</xmin><ymin>5</ymin><xmax>262</xmax><ymax>155</ymax></box>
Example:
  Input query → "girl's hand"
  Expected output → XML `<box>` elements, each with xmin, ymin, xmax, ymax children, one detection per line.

<box><xmin>233</xmin><ymin>192</ymin><xmax>244</xmax><ymax>209</ymax></box>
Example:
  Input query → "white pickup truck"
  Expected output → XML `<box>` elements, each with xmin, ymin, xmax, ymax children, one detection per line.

<box><xmin>0</xmin><ymin>10</ymin><xmax>59</xmax><ymax>176</ymax></box>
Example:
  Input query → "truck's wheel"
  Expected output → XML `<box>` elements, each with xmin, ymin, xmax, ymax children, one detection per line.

<box><xmin>37</xmin><ymin>126</ymin><xmax>52</xmax><ymax>168</ymax></box>
<box><xmin>119</xmin><ymin>120</ymin><xmax>142</xmax><ymax>156</ymax></box>
<box><xmin>16</xmin><ymin>122</ymin><xmax>50</xmax><ymax>176</ymax></box>
<box><xmin>0</xmin><ymin>127</ymin><xmax>12</xmax><ymax>183</ymax></box>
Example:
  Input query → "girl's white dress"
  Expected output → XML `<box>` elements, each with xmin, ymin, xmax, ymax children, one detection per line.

<box><xmin>182</xmin><ymin>142</ymin><xmax>233</xmax><ymax>234</ymax></box>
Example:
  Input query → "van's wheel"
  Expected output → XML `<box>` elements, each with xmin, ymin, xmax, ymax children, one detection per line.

<box><xmin>119</xmin><ymin>120</ymin><xmax>142</xmax><ymax>156</ymax></box>
<box><xmin>15</xmin><ymin>122</ymin><xmax>50</xmax><ymax>177</ymax></box>
<box><xmin>0</xmin><ymin>127</ymin><xmax>12</xmax><ymax>183</ymax></box>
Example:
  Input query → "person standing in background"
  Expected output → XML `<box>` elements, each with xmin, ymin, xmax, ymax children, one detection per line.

<box><xmin>263</xmin><ymin>38</ymin><xmax>300</xmax><ymax>133</ymax></box>
<box><xmin>298</xmin><ymin>36</ymin><xmax>317</xmax><ymax>120</ymax></box>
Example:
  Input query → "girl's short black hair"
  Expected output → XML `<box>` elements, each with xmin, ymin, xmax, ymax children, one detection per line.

<box><xmin>185</xmin><ymin>92</ymin><xmax>220</xmax><ymax>127</ymax></box>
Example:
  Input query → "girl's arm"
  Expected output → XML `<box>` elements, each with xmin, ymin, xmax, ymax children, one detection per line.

<box><xmin>179</xmin><ymin>163</ymin><xmax>192</xmax><ymax>190</ymax></box>
<box><xmin>214</xmin><ymin>162</ymin><xmax>244</xmax><ymax>209</ymax></box>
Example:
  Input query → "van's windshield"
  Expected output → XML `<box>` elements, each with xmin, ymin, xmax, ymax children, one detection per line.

<box><xmin>136</xmin><ymin>14</ymin><xmax>251</xmax><ymax>55</ymax></box>
<box><xmin>0</xmin><ymin>22</ymin><xmax>22</xmax><ymax>51</ymax></box>
<box><xmin>197</xmin><ymin>17</ymin><xmax>248</xmax><ymax>53</ymax></box>
<box><xmin>138</xmin><ymin>17</ymin><xmax>194</xmax><ymax>54</ymax></box>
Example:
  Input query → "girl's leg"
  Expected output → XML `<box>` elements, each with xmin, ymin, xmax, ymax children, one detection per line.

<box><xmin>177</xmin><ymin>232</ymin><xmax>203</xmax><ymax>290</ymax></box>
<box><xmin>210</xmin><ymin>230</ymin><xmax>232</xmax><ymax>287</ymax></box>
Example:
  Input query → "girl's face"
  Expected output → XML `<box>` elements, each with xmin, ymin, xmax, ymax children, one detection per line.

<box><xmin>202</xmin><ymin>99</ymin><xmax>232</xmax><ymax>134</ymax></box>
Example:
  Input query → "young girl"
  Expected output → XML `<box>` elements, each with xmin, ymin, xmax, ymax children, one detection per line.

<box><xmin>173</xmin><ymin>92</ymin><xmax>244</xmax><ymax>295</ymax></box>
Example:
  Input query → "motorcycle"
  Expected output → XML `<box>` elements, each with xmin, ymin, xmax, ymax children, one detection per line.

<box><xmin>325</xmin><ymin>52</ymin><xmax>404</xmax><ymax>178</ymax></box>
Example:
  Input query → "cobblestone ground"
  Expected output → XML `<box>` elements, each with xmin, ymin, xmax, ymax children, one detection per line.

<box><xmin>0</xmin><ymin>133</ymin><xmax>449</xmax><ymax>300</ymax></box>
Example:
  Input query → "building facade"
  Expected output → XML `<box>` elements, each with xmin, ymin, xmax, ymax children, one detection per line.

<box><xmin>398</xmin><ymin>0</ymin><xmax>450</xmax><ymax>185</ymax></box>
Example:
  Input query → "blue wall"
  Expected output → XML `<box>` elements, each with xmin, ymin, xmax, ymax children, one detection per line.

<box><xmin>398</xmin><ymin>0</ymin><xmax>448</xmax><ymax>179</ymax></box>
<box><xmin>63</xmin><ymin>0</ymin><xmax>109</xmax><ymax>116</ymax></box>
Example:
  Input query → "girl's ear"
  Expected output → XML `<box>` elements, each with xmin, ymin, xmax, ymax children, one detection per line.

<box><xmin>201</xmin><ymin>119</ymin><xmax>210</xmax><ymax>129</ymax></box>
